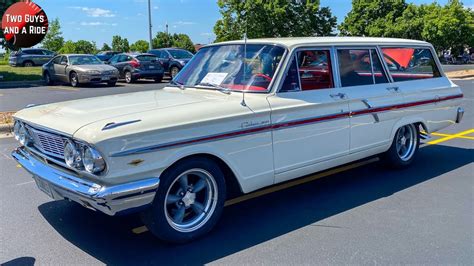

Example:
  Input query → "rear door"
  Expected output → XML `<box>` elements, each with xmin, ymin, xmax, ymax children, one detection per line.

<box><xmin>379</xmin><ymin>46</ymin><xmax>457</xmax><ymax>132</ymax></box>
<box><xmin>158</xmin><ymin>50</ymin><xmax>171</xmax><ymax>71</ymax></box>
<box><xmin>335</xmin><ymin>47</ymin><xmax>405</xmax><ymax>153</ymax></box>
<box><xmin>268</xmin><ymin>47</ymin><xmax>351</xmax><ymax>183</ymax></box>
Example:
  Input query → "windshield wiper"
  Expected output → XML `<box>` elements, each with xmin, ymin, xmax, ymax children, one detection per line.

<box><xmin>196</xmin><ymin>82</ymin><xmax>231</xmax><ymax>94</ymax></box>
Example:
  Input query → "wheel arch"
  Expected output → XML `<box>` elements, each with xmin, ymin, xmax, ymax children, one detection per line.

<box><xmin>161</xmin><ymin>153</ymin><xmax>243</xmax><ymax>199</ymax></box>
<box><xmin>390</xmin><ymin>117</ymin><xmax>426</xmax><ymax>143</ymax></box>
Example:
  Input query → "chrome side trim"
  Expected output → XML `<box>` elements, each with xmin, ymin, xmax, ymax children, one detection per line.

<box><xmin>12</xmin><ymin>147</ymin><xmax>159</xmax><ymax>216</ymax></box>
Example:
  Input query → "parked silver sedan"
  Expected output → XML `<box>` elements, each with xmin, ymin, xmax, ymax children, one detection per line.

<box><xmin>42</xmin><ymin>54</ymin><xmax>120</xmax><ymax>87</ymax></box>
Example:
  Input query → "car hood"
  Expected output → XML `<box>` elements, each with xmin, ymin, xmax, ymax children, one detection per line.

<box><xmin>14</xmin><ymin>87</ymin><xmax>223</xmax><ymax>136</ymax></box>
<box><xmin>71</xmin><ymin>64</ymin><xmax>116</xmax><ymax>72</ymax></box>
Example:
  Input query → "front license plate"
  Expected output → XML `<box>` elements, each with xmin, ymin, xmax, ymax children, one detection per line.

<box><xmin>149</xmin><ymin>66</ymin><xmax>155</xmax><ymax>69</ymax></box>
<box><xmin>34</xmin><ymin>176</ymin><xmax>53</xmax><ymax>198</ymax></box>
<box><xmin>102</xmin><ymin>76</ymin><xmax>110</xmax><ymax>81</ymax></box>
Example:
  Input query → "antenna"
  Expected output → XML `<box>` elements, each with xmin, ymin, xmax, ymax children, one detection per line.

<box><xmin>241</xmin><ymin>11</ymin><xmax>248</xmax><ymax>107</ymax></box>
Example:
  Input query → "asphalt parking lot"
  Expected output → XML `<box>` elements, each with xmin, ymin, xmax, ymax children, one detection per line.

<box><xmin>0</xmin><ymin>79</ymin><xmax>473</xmax><ymax>265</ymax></box>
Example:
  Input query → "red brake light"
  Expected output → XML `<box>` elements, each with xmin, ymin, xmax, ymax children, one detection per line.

<box><xmin>130</xmin><ymin>59</ymin><xmax>140</xmax><ymax>68</ymax></box>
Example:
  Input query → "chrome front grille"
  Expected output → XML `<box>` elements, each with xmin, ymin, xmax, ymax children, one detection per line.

<box><xmin>26</xmin><ymin>125</ymin><xmax>66</xmax><ymax>159</ymax></box>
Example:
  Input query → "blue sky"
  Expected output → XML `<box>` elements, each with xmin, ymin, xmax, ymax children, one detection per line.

<box><xmin>14</xmin><ymin>0</ymin><xmax>467</xmax><ymax>48</ymax></box>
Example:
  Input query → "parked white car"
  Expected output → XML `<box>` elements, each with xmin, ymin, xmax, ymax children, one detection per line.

<box><xmin>12</xmin><ymin>37</ymin><xmax>464</xmax><ymax>243</ymax></box>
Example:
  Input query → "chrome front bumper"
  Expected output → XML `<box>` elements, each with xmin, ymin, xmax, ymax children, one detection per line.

<box><xmin>12</xmin><ymin>147</ymin><xmax>159</xmax><ymax>216</ymax></box>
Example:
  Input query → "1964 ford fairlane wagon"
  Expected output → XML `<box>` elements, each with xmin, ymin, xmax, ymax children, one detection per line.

<box><xmin>12</xmin><ymin>37</ymin><xmax>464</xmax><ymax>243</ymax></box>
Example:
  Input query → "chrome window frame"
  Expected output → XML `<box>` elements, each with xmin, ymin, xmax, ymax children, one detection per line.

<box><xmin>377</xmin><ymin>44</ymin><xmax>445</xmax><ymax>83</ymax></box>
<box><xmin>276</xmin><ymin>46</ymin><xmax>337</xmax><ymax>94</ymax></box>
<box><xmin>333</xmin><ymin>45</ymin><xmax>392</xmax><ymax>88</ymax></box>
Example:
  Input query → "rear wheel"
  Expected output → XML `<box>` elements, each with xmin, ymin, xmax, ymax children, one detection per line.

<box><xmin>382</xmin><ymin>124</ymin><xmax>419</xmax><ymax>168</ymax></box>
<box><xmin>170</xmin><ymin>66</ymin><xmax>179</xmax><ymax>79</ymax></box>
<box><xmin>141</xmin><ymin>157</ymin><xmax>226</xmax><ymax>243</ymax></box>
<box><xmin>154</xmin><ymin>76</ymin><xmax>163</xmax><ymax>83</ymax></box>
<box><xmin>23</xmin><ymin>61</ymin><xmax>34</xmax><ymax>67</ymax></box>
<box><xmin>70</xmin><ymin>72</ymin><xmax>79</xmax><ymax>87</ymax></box>
<box><xmin>125</xmin><ymin>71</ymin><xmax>134</xmax><ymax>83</ymax></box>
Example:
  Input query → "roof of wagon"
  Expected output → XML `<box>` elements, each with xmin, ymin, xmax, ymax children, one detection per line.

<box><xmin>208</xmin><ymin>37</ymin><xmax>430</xmax><ymax>49</ymax></box>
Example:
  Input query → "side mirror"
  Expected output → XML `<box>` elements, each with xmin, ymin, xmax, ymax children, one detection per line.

<box><xmin>60</xmin><ymin>61</ymin><xmax>67</xmax><ymax>66</ymax></box>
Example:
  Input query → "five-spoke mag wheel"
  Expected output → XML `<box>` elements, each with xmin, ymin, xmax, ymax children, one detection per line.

<box><xmin>382</xmin><ymin>123</ymin><xmax>419</xmax><ymax>168</ymax></box>
<box><xmin>164</xmin><ymin>169</ymin><xmax>218</xmax><ymax>233</ymax></box>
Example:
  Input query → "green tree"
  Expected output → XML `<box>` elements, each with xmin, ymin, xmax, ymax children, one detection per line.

<box><xmin>111</xmin><ymin>35</ymin><xmax>130</xmax><ymax>52</ymax></box>
<box><xmin>59</xmin><ymin>40</ymin><xmax>76</xmax><ymax>54</ymax></box>
<box><xmin>58</xmin><ymin>40</ymin><xmax>97</xmax><ymax>54</ymax></box>
<box><xmin>152</xmin><ymin>32</ymin><xmax>174</xmax><ymax>48</ymax></box>
<box><xmin>40</xmin><ymin>18</ymin><xmax>64</xmax><ymax>52</ymax></box>
<box><xmin>130</xmin><ymin>40</ymin><xmax>150</xmax><ymax>52</ymax></box>
<box><xmin>213</xmin><ymin>0</ymin><xmax>337</xmax><ymax>42</ymax></box>
<box><xmin>339</xmin><ymin>0</ymin><xmax>408</xmax><ymax>36</ymax></box>
<box><xmin>172</xmin><ymin>34</ymin><xmax>195</xmax><ymax>53</ymax></box>
<box><xmin>101</xmin><ymin>43</ymin><xmax>112</xmax><ymax>51</ymax></box>
<box><xmin>152</xmin><ymin>32</ymin><xmax>195</xmax><ymax>52</ymax></box>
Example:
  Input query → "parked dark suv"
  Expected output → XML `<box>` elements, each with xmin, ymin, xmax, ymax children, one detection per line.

<box><xmin>9</xmin><ymin>48</ymin><xmax>55</xmax><ymax>67</ymax></box>
<box><xmin>147</xmin><ymin>48</ymin><xmax>194</xmax><ymax>78</ymax></box>
<box><xmin>96</xmin><ymin>51</ymin><xmax>120</xmax><ymax>62</ymax></box>
<box><xmin>108</xmin><ymin>53</ymin><xmax>164</xmax><ymax>83</ymax></box>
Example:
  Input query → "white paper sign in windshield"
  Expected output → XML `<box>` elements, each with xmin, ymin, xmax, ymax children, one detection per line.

<box><xmin>201</xmin><ymin>72</ymin><xmax>228</xmax><ymax>85</ymax></box>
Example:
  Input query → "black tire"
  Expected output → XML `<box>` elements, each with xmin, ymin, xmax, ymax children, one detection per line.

<box><xmin>141</xmin><ymin>157</ymin><xmax>226</xmax><ymax>243</ymax></box>
<box><xmin>107</xmin><ymin>81</ymin><xmax>117</xmax><ymax>87</ymax></box>
<box><xmin>70</xmin><ymin>72</ymin><xmax>79</xmax><ymax>87</ymax></box>
<box><xmin>154</xmin><ymin>76</ymin><xmax>163</xmax><ymax>83</ymax></box>
<box><xmin>23</xmin><ymin>61</ymin><xmax>34</xmax><ymax>67</ymax></box>
<box><xmin>170</xmin><ymin>66</ymin><xmax>179</xmax><ymax>79</ymax></box>
<box><xmin>43</xmin><ymin>71</ymin><xmax>54</xmax><ymax>85</ymax></box>
<box><xmin>381</xmin><ymin>124</ymin><xmax>419</xmax><ymax>168</ymax></box>
<box><xmin>124</xmin><ymin>71</ymin><xmax>135</xmax><ymax>83</ymax></box>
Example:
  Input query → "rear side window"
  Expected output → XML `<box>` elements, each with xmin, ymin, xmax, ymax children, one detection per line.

<box><xmin>381</xmin><ymin>47</ymin><xmax>441</xmax><ymax>82</ymax></box>
<box><xmin>337</xmin><ymin>49</ymin><xmax>388</xmax><ymax>87</ymax></box>
<box><xmin>297</xmin><ymin>50</ymin><xmax>334</xmax><ymax>90</ymax></box>
<box><xmin>136</xmin><ymin>55</ymin><xmax>158</xmax><ymax>61</ymax></box>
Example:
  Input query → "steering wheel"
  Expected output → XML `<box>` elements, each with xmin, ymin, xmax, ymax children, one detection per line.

<box><xmin>252</xmin><ymin>73</ymin><xmax>272</xmax><ymax>82</ymax></box>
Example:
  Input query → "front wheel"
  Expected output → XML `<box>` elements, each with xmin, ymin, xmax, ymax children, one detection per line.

<box><xmin>70</xmin><ymin>72</ymin><xmax>79</xmax><ymax>87</ymax></box>
<box><xmin>381</xmin><ymin>124</ymin><xmax>419</xmax><ymax>168</ymax></box>
<box><xmin>44</xmin><ymin>72</ymin><xmax>54</xmax><ymax>85</ymax></box>
<box><xmin>141</xmin><ymin>157</ymin><xmax>226</xmax><ymax>243</ymax></box>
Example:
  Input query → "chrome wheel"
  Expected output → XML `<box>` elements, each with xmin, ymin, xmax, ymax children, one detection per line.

<box><xmin>170</xmin><ymin>67</ymin><xmax>179</xmax><ymax>78</ymax></box>
<box><xmin>125</xmin><ymin>71</ymin><xmax>132</xmax><ymax>83</ymax></box>
<box><xmin>70</xmin><ymin>73</ymin><xmax>78</xmax><ymax>87</ymax></box>
<box><xmin>395</xmin><ymin>124</ymin><xmax>416</xmax><ymax>161</ymax></box>
<box><xmin>164</xmin><ymin>168</ymin><xmax>218</xmax><ymax>233</ymax></box>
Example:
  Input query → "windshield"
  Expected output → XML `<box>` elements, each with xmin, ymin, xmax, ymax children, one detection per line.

<box><xmin>69</xmin><ymin>56</ymin><xmax>103</xmax><ymax>65</ymax></box>
<box><xmin>174</xmin><ymin>44</ymin><xmax>285</xmax><ymax>92</ymax></box>
<box><xmin>168</xmin><ymin>49</ymin><xmax>193</xmax><ymax>59</ymax></box>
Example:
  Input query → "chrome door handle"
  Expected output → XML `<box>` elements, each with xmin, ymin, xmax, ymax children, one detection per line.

<box><xmin>386</xmin><ymin>86</ymin><xmax>399</xmax><ymax>92</ymax></box>
<box><xmin>330</xmin><ymin>93</ymin><xmax>347</xmax><ymax>99</ymax></box>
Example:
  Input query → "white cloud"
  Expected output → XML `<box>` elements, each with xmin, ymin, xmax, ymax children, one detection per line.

<box><xmin>70</xmin><ymin>7</ymin><xmax>115</xmax><ymax>18</ymax></box>
<box><xmin>174</xmin><ymin>21</ymin><xmax>196</xmax><ymax>25</ymax></box>
<box><xmin>153</xmin><ymin>6</ymin><xmax>159</xmax><ymax>10</ymax></box>
<box><xmin>80</xmin><ymin>22</ymin><xmax>117</xmax><ymax>26</ymax></box>
<box><xmin>200</xmin><ymin>32</ymin><xmax>215</xmax><ymax>37</ymax></box>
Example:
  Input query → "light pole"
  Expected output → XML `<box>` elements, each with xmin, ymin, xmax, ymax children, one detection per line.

<box><xmin>148</xmin><ymin>0</ymin><xmax>153</xmax><ymax>50</ymax></box>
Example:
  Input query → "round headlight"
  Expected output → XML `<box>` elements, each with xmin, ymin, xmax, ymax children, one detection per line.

<box><xmin>13</xmin><ymin>121</ymin><xmax>21</xmax><ymax>141</ymax></box>
<box><xmin>64</xmin><ymin>140</ymin><xmax>81</xmax><ymax>168</ymax></box>
<box><xmin>18</xmin><ymin>123</ymin><xmax>30</xmax><ymax>146</ymax></box>
<box><xmin>82</xmin><ymin>146</ymin><xmax>105</xmax><ymax>174</ymax></box>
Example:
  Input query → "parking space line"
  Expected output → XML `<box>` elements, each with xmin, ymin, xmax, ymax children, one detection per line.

<box><xmin>428</xmin><ymin>128</ymin><xmax>474</xmax><ymax>145</ymax></box>
<box><xmin>132</xmin><ymin>157</ymin><xmax>378</xmax><ymax>235</ymax></box>
<box><xmin>431</xmin><ymin>132</ymin><xmax>474</xmax><ymax>140</ymax></box>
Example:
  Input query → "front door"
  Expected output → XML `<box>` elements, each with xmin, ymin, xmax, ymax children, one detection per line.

<box><xmin>53</xmin><ymin>56</ymin><xmax>68</xmax><ymax>82</ymax></box>
<box><xmin>335</xmin><ymin>47</ymin><xmax>406</xmax><ymax>153</ymax></box>
<box><xmin>268</xmin><ymin>48</ymin><xmax>350</xmax><ymax>183</ymax></box>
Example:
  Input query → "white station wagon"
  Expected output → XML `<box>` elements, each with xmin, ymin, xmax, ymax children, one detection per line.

<box><xmin>12</xmin><ymin>37</ymin><xmax>464</xmax><ymax>243</ymax></box>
